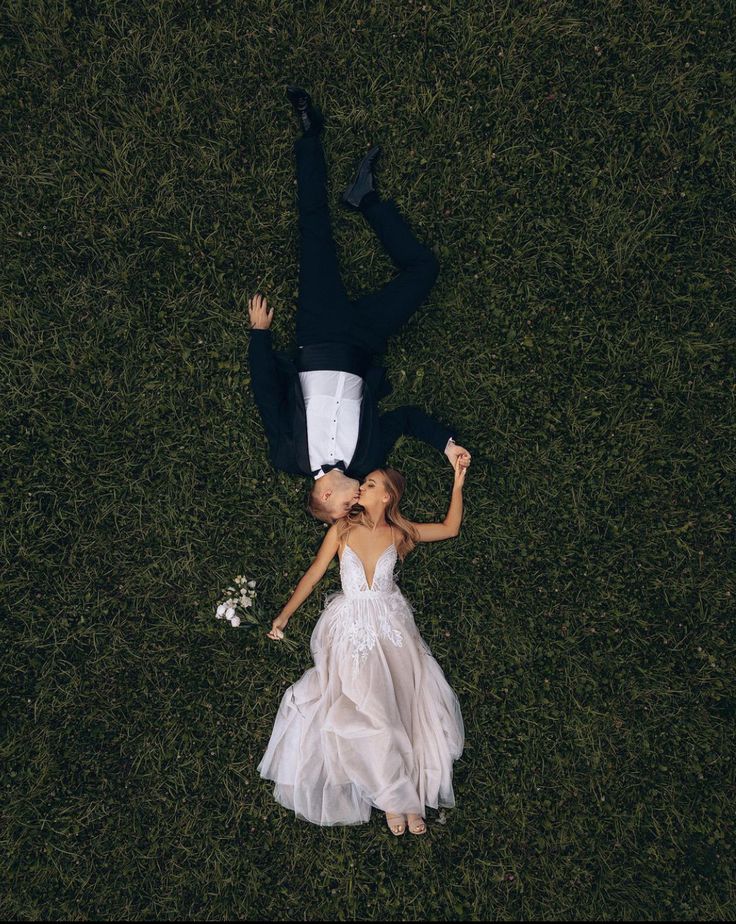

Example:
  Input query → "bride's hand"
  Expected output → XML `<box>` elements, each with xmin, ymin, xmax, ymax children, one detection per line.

<box><xmin>446</xmin><ymin>442</ymin><xmax>471</xmax><ymax>468</ymax></box>
<box><xmin>267</xmin><ymin>614</ymin><xmax>289</xmax><ymax>641</ymax></box>
<box><xmin>453</xmin><ymin>454</ymin><xmax>468</xmax><ymax>489</ymax></box>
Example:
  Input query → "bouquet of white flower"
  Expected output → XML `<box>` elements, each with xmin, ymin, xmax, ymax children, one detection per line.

<box><xmin>215</xmin><ymin>576</ymin><xmax>260</xmax><ymax>629</ymax></box>
<box><xmin>214</xmin><ymin>575</ymin><xmax>299</xmax><ymax>649</ymax></box>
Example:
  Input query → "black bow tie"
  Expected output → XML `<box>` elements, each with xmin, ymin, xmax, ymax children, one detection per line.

<box><xmin>315</xmin><ymin>460</ymin><xmax>347</xmax><ymax>476</ymax></box>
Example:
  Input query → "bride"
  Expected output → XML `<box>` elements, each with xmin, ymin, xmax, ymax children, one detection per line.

<box><xmin>258</xmin><ymin>457</ymin><xmax>467</xmax><ymax>835</ymax></box>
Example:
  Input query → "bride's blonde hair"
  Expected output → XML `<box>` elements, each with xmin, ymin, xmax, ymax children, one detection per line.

<box><xmin>336</xmin><ymin>467</ymin><xmax>419</xmax><ymax>560</ymax></box>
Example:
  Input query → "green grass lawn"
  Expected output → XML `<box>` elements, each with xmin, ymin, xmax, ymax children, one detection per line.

<box><xmin>2</xmin><ymin>0</ymin><xmax>734</xmax><ymax>919</ymax></box>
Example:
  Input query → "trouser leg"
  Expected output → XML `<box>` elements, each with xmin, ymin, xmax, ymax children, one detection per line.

<box><xmin>348</xmin><ymin>199</ymin><xmax>440</xmax><ymax>355</ymax></box>
<box><xmin>294</xmin><ymin>134</ymin><xmax>352</xmax><ymax>346</ymax></box>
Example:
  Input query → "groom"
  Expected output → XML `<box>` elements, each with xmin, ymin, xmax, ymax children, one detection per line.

<box><xmin>247</xmin><ymin>86</ymin><xmax>471</xmax><ymax>524</ymax></box>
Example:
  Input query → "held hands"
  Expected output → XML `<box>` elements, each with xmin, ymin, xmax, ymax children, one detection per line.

<box><xmin>453</xmin><ymin>454</ymin><xmax>468</xmax><ymax>490</ymax></box>
<box><xmin>248</xmin><ymin>292</ymin><xmax>274</xmax><ymax>330</ymax></box>
<box><xmin>446</xmin><ymin>441</ymin><xmax>471</xmax><ymax>472</ymax></box>
<box><xmin>267</xmin><ymin>613</ymin><xmax>289</xmax><ymax>641</ymax></box>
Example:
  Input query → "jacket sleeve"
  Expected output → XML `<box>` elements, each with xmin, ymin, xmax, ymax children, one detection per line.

<box><xmin>377</xmin><ymin>404</ymin><xmax>456</xmax><ymax>460</ymax></box>
<box><xmin>247</xmin><ymin>329</ymin><xmax>286</xmax><ymax>449</ymax></box>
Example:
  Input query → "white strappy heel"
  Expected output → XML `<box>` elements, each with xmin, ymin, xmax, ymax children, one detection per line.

<box><xmin>385</xmin><ymin>812</ymin><xmax>406</xmax><ymax>836</ymax></box>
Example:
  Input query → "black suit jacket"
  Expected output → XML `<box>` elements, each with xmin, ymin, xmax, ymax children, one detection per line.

<box><xmin>247</xmin><ymin>329</ymin><xmax>455</xmax><ymax>478</ymax></box>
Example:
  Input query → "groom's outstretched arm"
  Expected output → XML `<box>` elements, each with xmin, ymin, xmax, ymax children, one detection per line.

<box><xmin>378</xmin><ymin>405</ymin><xmax>470</xmax><ymax>464</ymax></box>
<box><xmin>247</xmin><ymin>293</ymin><xmax>285</xmax><ymax>449</ymax></box>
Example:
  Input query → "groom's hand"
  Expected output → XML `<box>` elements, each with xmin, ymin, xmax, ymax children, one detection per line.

<box><xmin>249</xmin><ymin>292</ymin><xmax>274</xmax><ymax>330</ymax></box>
<box><xmin>445</xmin><ymin>441</ymin><xmax>471</xmax><ymax>469</ymax></box>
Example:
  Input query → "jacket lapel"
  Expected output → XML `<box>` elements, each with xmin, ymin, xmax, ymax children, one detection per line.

<box><xmin>292</xmin><ymin>377</ymin><xmax>311</xmax><ymax>475</ymax></box>
<box><xmin>366</xmin><ymin>365</ymin><xmax>391</xmax><ymax>401</ymax></box>
<box><xmin>275</xmin><ymin>350</ymin><xmax>312</xmax><ymax>477</ymax></box>
<box><xmin>347</xmin><ymin>379</ymin><xmax>378</xmax><ymax>477</ymax></box>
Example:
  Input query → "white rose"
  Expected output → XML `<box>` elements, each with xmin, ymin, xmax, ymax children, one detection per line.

<box><xmin>241</xmin><ymin>597</ymin><xmax>252</xmax><ymax>608</ymax></box>
<box><xmin>225</xmin><ymin>607</ymin><xmax>235</xmax><ymax>620</ymax></box>
<box><xmin>248</xmin><ymin>580</ymin><xmax>256</xmax><ymax>588</ymax></box>
<box><xmin>216</xmin><ymin>604</ymin><xmax>227</xmax><ymax>618</ymax></box>
<box><xmin>229</xmin><ymin>614</ymin><xmax>241</xmax><ymax>627</ymax></box>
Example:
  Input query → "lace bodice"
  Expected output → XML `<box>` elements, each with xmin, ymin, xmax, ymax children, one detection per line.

<box><xmin>339</xmin><ymin>541</ymin><xmax>398</xmax><ymax>597</ymax></box>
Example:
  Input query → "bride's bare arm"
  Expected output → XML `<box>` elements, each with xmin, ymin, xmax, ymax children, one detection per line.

<box><xmin>410</xmin><ymin>455</ymin><xmax>467</xmax><ymax>542</ymax></box>
<box><xmin>267</xmin><ymin>523</ymin><xmax>341</xmax><ymax>639</ymax></box>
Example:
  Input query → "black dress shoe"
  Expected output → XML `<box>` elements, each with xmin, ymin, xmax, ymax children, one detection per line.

<box><xmin>340</xmin><ymin>145</ymin><xmax>381</xmax><ymax>210</ymax></box>
<box><xmin>286</xmin><ymin>85</ymin><xmax>324</xmax><ymax>135</ymax></box>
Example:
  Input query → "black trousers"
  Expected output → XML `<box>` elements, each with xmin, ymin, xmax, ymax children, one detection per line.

<box><xmin>294</xmin><ymin>134</ymin><xmax>439</xmax><ymax>356</ymax></box>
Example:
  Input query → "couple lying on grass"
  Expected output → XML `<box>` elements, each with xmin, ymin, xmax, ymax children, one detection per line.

<box><xmin>249</xmin><ymin>87</ymin><xmax>471</xmax><ymax>836</ymax></box>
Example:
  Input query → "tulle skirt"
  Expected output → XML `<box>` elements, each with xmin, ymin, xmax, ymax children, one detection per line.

<box><xmin>257</xmin><ymin>588</ymin><xmax>464</xmax><ymax>826</ymax></box>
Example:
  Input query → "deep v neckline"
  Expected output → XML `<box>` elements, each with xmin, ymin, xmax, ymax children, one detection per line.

<box><xmin>344</xmin><ymin>529</ymin><xmax>395</xmax><ymax>590</ymax></box>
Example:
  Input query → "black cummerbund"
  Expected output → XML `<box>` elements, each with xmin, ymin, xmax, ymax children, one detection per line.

<box><xmin>295</xmin><ymin>342</ymin><xmax>371</xmax><ymax>378</ymax></box>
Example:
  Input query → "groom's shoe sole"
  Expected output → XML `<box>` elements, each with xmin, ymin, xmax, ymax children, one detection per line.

<box><xmin>286</xmin><ymin>85</ymin><xmax>324</xmax><ymax>134</ymax></box>
<box><xmin>340</xmin><ymin>145</ymin><xmax>381</xmax><ymax>210</ymax></box>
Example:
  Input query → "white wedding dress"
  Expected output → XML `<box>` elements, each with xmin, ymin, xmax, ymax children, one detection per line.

<box><xmin>257</xmin><ymin>533</ymin><xmax>465</xmax><ymax>826</ymax></box>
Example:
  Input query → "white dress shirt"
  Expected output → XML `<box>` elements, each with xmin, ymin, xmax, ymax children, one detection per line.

<box><xmin>298</xmin><ymin>370</ymin><xmax>364</xmax><ymax>479</ymax></box>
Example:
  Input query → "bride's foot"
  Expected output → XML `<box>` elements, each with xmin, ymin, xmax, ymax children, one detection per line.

<box><xmin>385</xmin><ymin>812</ymin><xmax>406</xmax><ymax>836</ymax></box>
<box><xmin>407</xmin><ymin>813</ymin><xmax>426</xmax><ymax>835</ymax></box>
